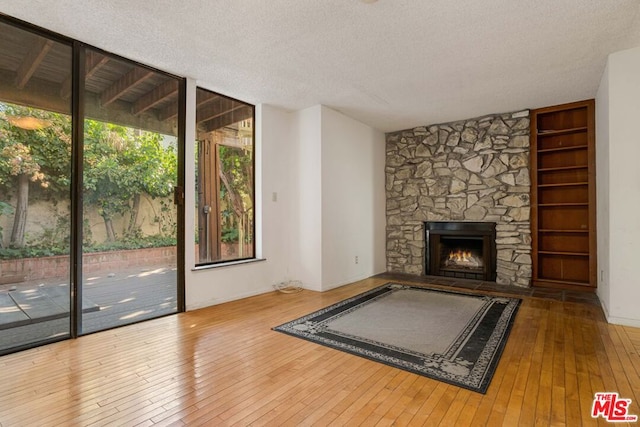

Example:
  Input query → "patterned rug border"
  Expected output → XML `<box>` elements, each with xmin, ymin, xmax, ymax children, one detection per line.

<box><xmin>272</xmin><ymin>283</ymin><xmax>521</xmax><ymax>394</ymax></box>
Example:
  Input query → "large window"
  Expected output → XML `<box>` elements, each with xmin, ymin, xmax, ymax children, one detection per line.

<box><xmin>0</xmin><ymin>21</ymin><xmax>73</xmax><ymax>352</ymax></box>
<box><xmin>195</xmin><ymin>88</ymin><xmax>254</xmax><ymax>265</ymax></box>
<box><xmin>80</xmin><ymin>48</ymin><xmax>182</xmax><ymax>333</ymax></box>
<box><xmin>0</xmin><ymin>16</ymin><xmax>184</xmax><ymax>355</ymax></box>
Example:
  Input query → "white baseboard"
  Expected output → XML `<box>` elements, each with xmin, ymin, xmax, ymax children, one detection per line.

<box><xmin>186</xmin><ymin>270</ymin><xmax>386</xmax><ymax>310</ymax></box>
<box><xmin>599</xmin><ymin>299</ymin><xmax>640</xmax><ymax>327</ymax></box>
<box><xmin>320</xmin><ymin>271</ymin><xmax>384</xmax><ymax>292</ymax></box>
<box><xmin>186</xmin><ymin>286</ymin><xmax>274</xmax><ymax>311</ymax></box>
<box><xmin>605</xmin><ymin>314</ymin><xmax>640</xmax><ymax>328</ymax></box>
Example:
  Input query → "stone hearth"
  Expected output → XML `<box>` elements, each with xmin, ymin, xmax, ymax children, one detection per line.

<box><xmin>385</xmin><ymin>111</ymin><xmax>532</xmax><ymax>287</ymax></box>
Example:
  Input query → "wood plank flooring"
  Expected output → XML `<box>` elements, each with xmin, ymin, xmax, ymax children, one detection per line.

<box><xmin>0</xmin><ymin>276</ymin><xmax>639</xmax><ymax>426</ymax></box>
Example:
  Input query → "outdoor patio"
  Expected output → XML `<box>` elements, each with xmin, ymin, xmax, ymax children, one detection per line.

<box><xmin>0</xmin><ymin>265</ymin><xmax>177</xmax><ymax>352</ymax></box>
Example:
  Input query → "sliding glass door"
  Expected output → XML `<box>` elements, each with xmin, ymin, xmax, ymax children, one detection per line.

<box><xmin>80</xmin><ymin>48</ymin><xmax>182</xmax><ymax>333</ymax></box>
<box><xmin>0</xmin><ymin>17</ymin><xmax>184</xmax><ymax>354</ymax></box>
<box><xmin>0</xmin><ymin>22</ymin><xmax>73</xmax><ymax>352</ymax></box>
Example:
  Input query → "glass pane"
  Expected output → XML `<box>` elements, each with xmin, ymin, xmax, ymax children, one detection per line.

<box><xmin>0</xmin><ymin>22</ymin><xmax>72</xmax><ymax>353</ymax></box>
<box><xmin>195</xmin><ymin>88</ymin><xmax>254</xmax><ymax>264</ymax></box>
<box><xmin>81</xmin><ymin>49</ymin><xmax>179</xmax><ymax>333</ymax></box>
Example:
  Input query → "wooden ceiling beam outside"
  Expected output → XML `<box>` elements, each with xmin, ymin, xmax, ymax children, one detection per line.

<box><xmin>158</xmin><ymin>103</ymin><xmax>178</xmax><ymax>122</ymax></box>
<box><xmin>196</xmin><ymin>98</ymin><xmax>238</xmax><ymax>123</ymax></box>
<box><xmin>201</xmin><ymin>105</ymin><xmax>253</xmax><ymax>133</ymax></box>
<box><xmin>60</xmin><ymin>51</ymin><xmax>109</xmax><ymax>100</ymax></box>
<box><xmin>0</xmin><ymin>69</ymin><xmax>174</xmax><ymax>134</ymax></box>
<box><xmin>100</xmin><ymin>66</ymin><xmax>153</xmax><ymax>106</ymax></box>
<box><xmin>15</xmin><ymin>38</ymin><xmax>54</xmax><ymax>89</ymax></box>
<box><xmin>86</xmin><ymin>52</ymin><xmax>110</xmax><ymax>79</ymax></box>
<box><xmin>133</xmin><ymin>79</ymin><xmax>178</xmax><ymax>115</ymax></box>
<box><xmin>197</xmin><ymin>90</ymin><xmax>220</xmax><ymax>107</ymax></box>
<box><xmin>159</xmin><ymin>90</ymin><xmax>220</xmax><ymax>121</ymax></box>
<box><xmin>1</xmin><ymin>69</ymin><xmax>68</xmax><ymax>114</ymax></box>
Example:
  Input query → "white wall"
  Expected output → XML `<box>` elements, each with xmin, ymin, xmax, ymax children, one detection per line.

<box><xmin>185</xmin><ymin>102</ymin><xmax>386</xmax><ymax>306</ymax></box>
<box><xmin>288</xmin><ymin>106</ymin><xmax>324</xmax><ymax>291</ymax></box>
<box><xmin>596</xmin><ymin>45</ymin><xmax>640</xmax><ymax>327</ymax></box>
<box><xmin>286</xmin><ymin>105</ymin><xmax>386</xmax><ymax>292</ymax></box>
<box><xmin>185</xmin><ymin>96</ymin><xmax>294</xmax><ymax>309</ymax></box>
<box><xmin>320</xmin><ymin>106</ymin><xmax>386</xmax><ymax>290</ymax></box>
<box><xmin>595</xmin><ymin>60</ymin><xmax>610</xmax><ymax>314</ymax></box>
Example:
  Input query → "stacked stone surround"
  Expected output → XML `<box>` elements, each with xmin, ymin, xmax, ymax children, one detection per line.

<box><xmin>386</xmin><ymin>111</ymin><xmax>532</xmax><ymax>287</ymax></box>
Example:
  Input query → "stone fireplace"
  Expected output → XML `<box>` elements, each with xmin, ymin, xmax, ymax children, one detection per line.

<box><xmin>425</xmin><ymin>221</ymin><xmax>496</xmax><ymax>281</ymax></box>
<box><xmin>386</xmin><ymin>111</ymin><xmax>532</xmax><ymax>287</ymax></box>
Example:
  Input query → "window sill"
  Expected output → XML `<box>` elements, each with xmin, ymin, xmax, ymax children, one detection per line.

<box><xmin>192</xmin><ymin>258</ymin><xmax>266</xmax><ymax>271</ymax></box>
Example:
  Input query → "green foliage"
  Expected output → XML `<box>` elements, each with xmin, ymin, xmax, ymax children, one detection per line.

<box><xmin>0</xmin><ymin>201</ymin><xmax>13</xmax><ymax>215</ymax></box>
<box><xmin>219</xmin><ymin>144</ymin><xmax>253</xmax><ymax>205</ymax></box>
<box><xmin>0</xmin><ymin>103</ymin><xmax>72</xmax><ymax>196</ymax></box>
<box><xmin>85</xmin><ymin>235</ymin><xmax>177</xmax><ymax>253</ymax></box>
<box><xmin>0</xmin><ymin>235</ymin><xmax>177</xmax><ymax>260</ymax></box>
<box><xmin>218</xmin><ymin>144</ymin><xmax>254</xmax><ymax>244</ymax></box>
<box><xmin>221</xmin><ymin>227</ymin><xmax>239</xmax><ymax>243</ymax></box>
<box><xmin>83</xmin><ymin>121</ymin><xmax>177</xmax><ymax>228</ymax></box>
<box><xmin>0</xmin><ymin>201</ymin><xmax>14</xmax><ymax>245</ymax></box>
<box><xmin>0</xmin><ymin>101</ymin><xmax>178</xmax><ymax>255</ymax></box>
<box><xmin>154</xmin><ymin>199</ymin><xmax>177</xmax><ymax>238</ymax></box>
<box><xmin>0</xmin><ymin>246</ymin><xmax>66</xmax><ymax>260</ymax></box>
<box><xmin>27</xmin><ymin>212</ymin><xmax>70</xmax><ymax>253</ymax></box>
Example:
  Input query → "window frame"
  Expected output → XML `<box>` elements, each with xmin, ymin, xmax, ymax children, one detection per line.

<box><xmin>0</xmin><ymin>13</ymin><xmax>188</xmax><ymax>354</ymax></box>
<box><xmin>194</xmin><ymin>87</ymin><xmax>256</xmax><ymax>267</ymax></box>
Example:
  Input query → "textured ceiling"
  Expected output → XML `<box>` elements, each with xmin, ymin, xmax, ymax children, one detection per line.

<box><xmin>1</xmin><ymin>0</ymin><xmax>639</xmax><ymax>132</ymax></box>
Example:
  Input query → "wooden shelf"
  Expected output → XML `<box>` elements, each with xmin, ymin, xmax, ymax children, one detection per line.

<box><xmin>531</xmin><ymin>99</ymin><xmax>596</xmax><ymax>289</ymax></box>
<box><xmin>538</xmin><ymin>165</ymin><xmax>587</xmax><ymax>173</ymax></box>
<box><xmin>538</xmin><ymin>250</ymin><xmax>589</xmax><ymax>257</ymax></box>
<box><xmin>539</xmin><ymin>229</ymin><xmax>588</xmax><ymax>233</ymax></box>
<box><xmin>538</xmin><ymin>203</ymin><xmax>588</xmax><ymax>207</ymax></box>
<box><xmin>537</xmin><ymin>145</ymin><xmax>587</xmax><ymax>154</ymax></box>
<box><xmin>538</xmin><ymin>182</ymin><xmax>588</xmax><ymax>188</ymax></box>
<box><xmin>537</xmin><ymin>126</ymin><xmax>588</xmax><ymax>136</ymax></box>
<box><xmin>535</xmin><ymin>278</ymin><xmax>590</xmax><ymax>287</ymax></box>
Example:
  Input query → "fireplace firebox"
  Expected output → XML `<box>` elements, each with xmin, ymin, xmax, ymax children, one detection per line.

<box><xmin>424</xmin><ymin>222</ymin><xmax>496</xmax><ymax>281</ymax></box>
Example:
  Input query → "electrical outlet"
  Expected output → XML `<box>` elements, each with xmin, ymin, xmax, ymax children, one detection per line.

<box><xmin>355</xmin><ymin>256</ymin><xmax>359</xmax><ymax>264</ymax></box>
<box><xmin>600</xmin><ymin>270</ymin><xmax>604</xmax><ymax>281</ymax></box>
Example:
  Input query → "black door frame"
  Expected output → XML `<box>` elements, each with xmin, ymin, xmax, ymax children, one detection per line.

<box><xmin>0</xmin><ymin>13</ymin><xmax>186</xmax><ymax>352</ymax></box>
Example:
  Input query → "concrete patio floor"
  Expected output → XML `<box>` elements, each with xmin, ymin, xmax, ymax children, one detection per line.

<box><xmin>0</xmin><ymin>265</ymin><xmax>178</xmax><ymax>352</ymax></box>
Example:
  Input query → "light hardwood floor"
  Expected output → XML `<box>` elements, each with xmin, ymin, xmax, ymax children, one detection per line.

<box><xmin>0</xmin><ymin>277</ymin><xmax>638</xmax><ymax>426</ymax></box>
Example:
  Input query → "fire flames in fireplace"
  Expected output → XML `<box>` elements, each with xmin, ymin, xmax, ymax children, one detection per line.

<box><xmin>425</xmin><ymin>221</ymin><xmax>496</xmax><ymax>281</ymax></box>
<box><xmin>444</xmin><ymin>249</ymin><xmax>482</xmax><ymax>270</ymax></box>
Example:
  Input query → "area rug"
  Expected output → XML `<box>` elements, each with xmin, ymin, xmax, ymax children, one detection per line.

<box><xmin>273</xmin><ymin>283</ymin><xmax>521</xmax><ymax>393</ymax></box>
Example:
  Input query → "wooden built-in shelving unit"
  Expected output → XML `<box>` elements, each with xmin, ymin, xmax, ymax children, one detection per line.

<box><xmin>530</xmin><ymin>100</ymin><xmax>596</xmax><ymax>290</ymax></box>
